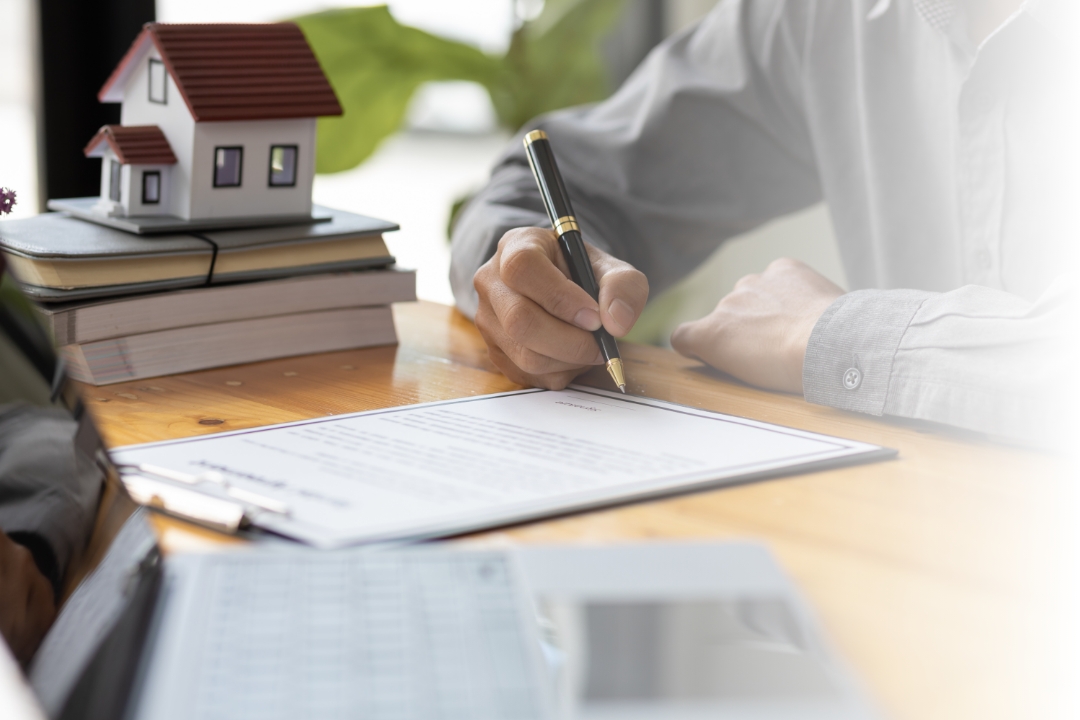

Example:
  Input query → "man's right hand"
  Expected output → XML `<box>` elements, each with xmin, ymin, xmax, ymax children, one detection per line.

<box><xmin>473</xmin><ymin>227</ymin><xmax>648</xmax><ymax>389</ymax></box>
<box><xmin>0</xmin><ymin>531</ymin><xmax>56</xmax><ymax>666</ymax></box>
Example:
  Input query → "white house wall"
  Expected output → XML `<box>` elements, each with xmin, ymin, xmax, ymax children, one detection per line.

<box><xmin>111</xmin><ymin>48</ymin><xmax>317</xmax><ymax>221</ymax></box>
<box><xmin>98</xmin><ymin>151</ymin><xmax>115</xmax><ymax>203</ymax></box>
<box><xmin>126</xmin><ymin>165</ymin><xmax>172</xmax><ymax>216</ymax></box>
<box><xmin>118</xmin><ymin>49</ymin><xmax>195</xmax><ymax>218</ymax></box>
<box><xmin>190</xmin><ymin>119</ymin><xmax>315</xmax><ymax>220</ymax></box>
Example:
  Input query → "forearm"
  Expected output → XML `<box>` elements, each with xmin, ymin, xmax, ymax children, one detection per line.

<box><xmin>803</xmin><ymin>279</ymin><xmax>1077</xmax><ymax>445</ymax></box>
<box><xmin>452</xmin><ymin>0</ymin><xmax>824</xmax><ymax>318</ymax></box>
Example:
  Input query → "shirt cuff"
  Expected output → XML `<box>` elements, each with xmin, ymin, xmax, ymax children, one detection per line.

<box><xmin>802</xmin><ymin>289</ymin><xmax>932</xmax><ymax>415</ymax></box>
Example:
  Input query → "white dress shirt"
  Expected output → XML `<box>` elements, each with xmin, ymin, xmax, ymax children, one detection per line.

<box><xmin>450</xmin><ymin>0</ymin><xmax>1079</xmax><ymax>445</ymax></box>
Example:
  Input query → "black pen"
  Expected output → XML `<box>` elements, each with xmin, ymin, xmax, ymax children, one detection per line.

<box><xmin>523</xmin><ymin>129</ymin><xmax>626</xmax><ymax>393</ymax></box>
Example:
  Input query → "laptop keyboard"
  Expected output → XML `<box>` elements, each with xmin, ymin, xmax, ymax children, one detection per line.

<box><xmin>165</xmin><ymin>549</ymin><xmax>546</xmax><ymax>720</ymax></box>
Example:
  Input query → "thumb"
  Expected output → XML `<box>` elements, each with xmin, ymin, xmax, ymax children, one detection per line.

<box><xmin>589</xmin><ymin>247</ymin><xmax>649</xmax><ymax>337</ymax></box>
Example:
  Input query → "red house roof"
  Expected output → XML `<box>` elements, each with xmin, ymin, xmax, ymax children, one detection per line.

<box><xmin>84</xmin><ymin>125</ymin><xmax>178</xmax><ymax>165</ymax></box>
<box><xmin>98</xmin><ymin>23</ymin><xmax>343</xmax><ymax>123</ymax></box>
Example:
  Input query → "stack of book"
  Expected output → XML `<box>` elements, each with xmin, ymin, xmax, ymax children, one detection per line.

<box><xmin>0</xmin><ymin>206</ymin><xmax>414</xmax><ymax>385</ymax></box>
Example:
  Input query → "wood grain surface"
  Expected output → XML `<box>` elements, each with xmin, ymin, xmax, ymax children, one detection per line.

<box><xmin>80</xmin><ymin>300</ymin><xmax>1075</xmax><ymax>720</ymax></box>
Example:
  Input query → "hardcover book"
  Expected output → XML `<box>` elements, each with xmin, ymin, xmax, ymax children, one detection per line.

<box><xmin>0</xmin><ymin>206</ymin><xmax>398</xmax><ymax>302</ymax></box>
<box><xmin>35</xmin><ymin>268</ymin><xmax>416</xmax><ymax>345</ymax></box>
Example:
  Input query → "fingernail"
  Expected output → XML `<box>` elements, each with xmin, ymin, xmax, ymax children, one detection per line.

<box><xmin>574</xmin><ymin>308</ymin><xmax>601</xmax><ymax>331</ymax></box>
<box><xmin>608</xmin><ymin>299</ymin><xmax>635</xmax><ymax>335</ymax></box>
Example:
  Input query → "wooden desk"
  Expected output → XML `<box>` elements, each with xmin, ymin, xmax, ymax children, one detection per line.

<box><xmin>82</xmin><ymin>301</ymin><xmax>1073</xmax><ymax>720</ymax></box>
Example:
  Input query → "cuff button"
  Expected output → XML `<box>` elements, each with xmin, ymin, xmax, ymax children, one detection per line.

<box><xmin>843</xmin><ymin>367</ymin><xmax>862</xmax><ymax>390</ymax></box>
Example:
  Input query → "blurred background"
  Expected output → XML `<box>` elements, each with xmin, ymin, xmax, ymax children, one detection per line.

<box><xmin>0</xmin><ymin>0</ymin><xmax>845</xmax><ymax>345</ymax></box>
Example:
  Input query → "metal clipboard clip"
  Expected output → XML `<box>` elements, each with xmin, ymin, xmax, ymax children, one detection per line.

<box><xmin>116</xmin><ymin>463</ymin><xmax>290</xmax><ymax>534</ymax></box>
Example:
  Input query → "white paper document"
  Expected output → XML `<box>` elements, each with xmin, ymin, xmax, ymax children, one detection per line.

<box><xmin>112</xmin><ymin>387</ymin><xmax>893</xmax><ymax>547</ymax></box>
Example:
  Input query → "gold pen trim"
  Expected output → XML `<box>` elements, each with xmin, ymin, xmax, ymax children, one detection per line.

<box><xmin>554</xmin><ymin>215</ymin><xmax>579</xmax><ymax>235</ymax></box>
<box><xmin>523</xmin><ymin>129</ymin><xmax>548</xmax><ymax>145</ymax></box>
<box><xmin>605</xmin><ymin>357</ymin><xmax>626</xmax><ymax>392</ymax></box>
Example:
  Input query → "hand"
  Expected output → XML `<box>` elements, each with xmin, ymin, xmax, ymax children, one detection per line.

<box><xmin>0</xmin><ymin>532</ymin><xmax>56</xmax><ymax>665</ymax></box>
<box><xmin>473</xmin><ymin>227</ymin><xmax>649</xmax><ymax>389</ymax></box>
<box><xmin>670</xmin><ymin>258</ymin><xmax>844</xmax><ymax>394</ymax></box>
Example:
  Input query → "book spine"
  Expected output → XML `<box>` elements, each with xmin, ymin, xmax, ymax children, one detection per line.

<box><xmin>58</xmin><ymin>345</ymin><xmax>94</xmax><ymax>384</ymax></box>
<box><xmin>63</xmin><ymin>338</ymin><xmax>136</xmax><ymax>385</ymax></box>
<box><xmin>66</xmin><ymin>307</ymin><xmax>396</xmax><ymax>385</ymax></box>
<box><xmin>31</xmin><ymin>306</ymin><xmax>70</xmax><ymax>346</ymax></box>
<box><xmin>57</xmin><ymin>270</ymin><xmax>416</xmax><ymax>343</ymax></box>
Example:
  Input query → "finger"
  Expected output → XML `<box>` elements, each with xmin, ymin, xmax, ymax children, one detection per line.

<box><xmin>670</xmin><ymin>317</ymin><xmax>730</xmax><ymax>369</ymax></box>
<box><xmin>485</xmin><ymin>342</ymin><xmax>582</xmax><ymax>391</ymax></box>
<box><xmin>476</xmin><ymin>299</ymin><xmax>599</xmax><ymax>376</ymax></box>
<box><xmin>498</xmin><ymin>229</ymin><xmax>602</xmax><ymax>331</ymax></box>
<box><xmin>670</xmin><ymin>319</ymin><xmax>704</xmax><ymax>361</ymax></box>
<box><xmin>589</xmin><ymin>246</ymin><xmax>649</xmax><ymax>337</ymax></box>
<box><xmin>487</xmin><ymin>284</ymin><xmax>604</xmax><ymax>367</ymax></box>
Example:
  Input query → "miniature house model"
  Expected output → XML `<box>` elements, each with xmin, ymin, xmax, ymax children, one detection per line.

<box><xmin>83</xmin><ymin>23</ymin><xmax>342</xmax><ymax>222</ymax></box>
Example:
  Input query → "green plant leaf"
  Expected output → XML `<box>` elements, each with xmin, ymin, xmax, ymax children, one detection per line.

<box><xmin>490</xmin><ymin>0</ymin><xmax>626</xmax><ymax>130</ymax></box>
<box><xmin>294</xmin><ymin>6</ymin><xmax>500</xmax><ymax>174</ymax></box>
<box><xmin>293</xmin><ymin>1</ymin><xmax>626</xmax><ymax>174</ymax></box>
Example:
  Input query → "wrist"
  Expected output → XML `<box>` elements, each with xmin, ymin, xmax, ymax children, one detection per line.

<box><xmin>787</xmin><ymin>295</ymin><xmax>842</xmax><ymax>394</ymax></box>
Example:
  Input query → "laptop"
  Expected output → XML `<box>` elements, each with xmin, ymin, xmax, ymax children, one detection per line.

<box><xmin>35</xmin><ymin>517</ymin><xmax>554</xmax><ymax>720</ymax></box>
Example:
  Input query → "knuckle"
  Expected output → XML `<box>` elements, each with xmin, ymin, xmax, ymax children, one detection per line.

<box><xmin>545</xmin><ymin>291</ymin><xmax>581</xmax><ymax>322</ymax></box>
<box><xmin>499</xmin><ymin>246</ymin><xmax>534</xmax><ymax>286</ymax></box>
<box><xmin>570</xmin><ymin>333</ymin><xmax>600</xmax><ymax>363</ymax></box>
<box><xmin>472</xmin><ymin>263</ymin><xmax>494</xmax><ymax>294</ymax></box>
<box><xmin>603</xmin><ymin>266</ymin><xmax>632</xmax><ymax>290</ymax></box>
<box><xmin>734</xmin><ymin>273</ymin><xmax>759</xmax><ymax>290</ymax></box>
<box><xmin>515</xmin><ymin>352</ymin><xmax>551</xmax><ymax>376</ymax></box>
<box><xmin>599</xmin><ymin>267</ymin><xmax>650</xmax><ymax>313</ymax></box>
<box><xmin>634</xmin><ymin>269</ymin><xmax>650</xmax><ymax>297</ymax></box>
<box><xmin>499</xmin><ymin>226</ymin><xmax>555</xmax><ymax>255</ymax></box>
<box><xmin>500</xmin><ymin>246</ymin><xmax>550</xmax><ymax>290</ymax></box>
<box><xmin>474</xmin><ymin>307</ymin><xmax>495</xmax><ymax>337</ymax></box>
<box><xmin>621</xmin><ymin>265</ymin><xmax>650</xmax><ymax>290</ymax></box>
<box><xmin>768</xmin><ymin>257</ymin><xmax>801</xmax><ymax>272</ymax></box>
<box><xmin>501</xmin><ymin>298</ymin><xmax>537</xmax><ymax>342</ymax></box>
<box><xmin>495</xmin><ymin>228</ymin><xmax>521</xmax><ymax>252</ymax></box>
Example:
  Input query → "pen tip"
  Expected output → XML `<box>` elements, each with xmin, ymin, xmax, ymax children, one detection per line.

<box><xmin>605</xmin><ymin>358</ymin><xmax>627</xmax><ymax>393</ymax></box>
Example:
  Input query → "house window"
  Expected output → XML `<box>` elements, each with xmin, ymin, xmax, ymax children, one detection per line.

<box><xmin>109</xmin><ymin>161</ymin><xmax>122</xmax><ymax>202</ymax></box>
<box><xmin>268</xmin><ymin>145</ymin><xmax>298</xmax><ymax>187</ymax></box>
<box><xmin>148</xmin><ymin>59</ymin><xmax>167</xmax><ymax>104</ymax></box>
<box><xmin>142</xmin><ymin>171</ymin><xmax>161</xmax><ymax>204</ymax></box>
<box><xmin>213</xmin><ymin>147</ymin><xmax>243</xmax><ymax>187</ymax></box>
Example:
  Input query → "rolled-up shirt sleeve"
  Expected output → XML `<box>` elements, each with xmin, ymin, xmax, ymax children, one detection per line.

<box><xmin>451</xmin><ymin>0</ymin><xmax>822</xmax><ymax>318</ymax></box>
<box><xmin>803</xmin><ymin>278</ymin><xmax>1078</xmax><ymax>445</ymax></box>
<box><xmin>0</xmin><ymin>404</ymin><xmax>104</xmax><ymax>594</ymax></box>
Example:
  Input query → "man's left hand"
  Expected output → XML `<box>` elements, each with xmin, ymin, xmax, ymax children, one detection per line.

<box><xmin>670</xmin><ymin>258</ymin><xmax>844</xmax><ymax>394</ymax></box>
